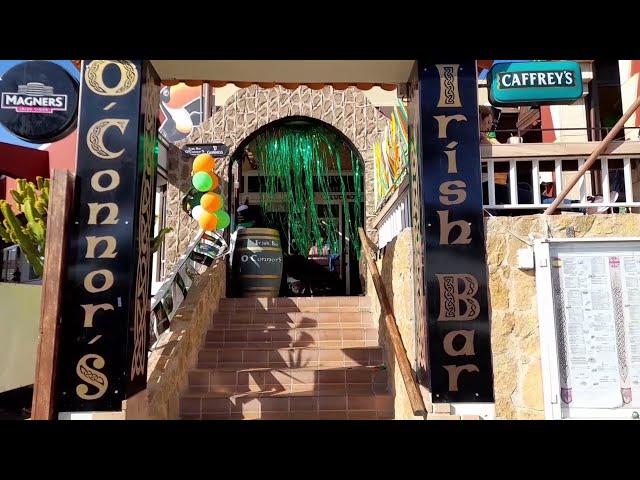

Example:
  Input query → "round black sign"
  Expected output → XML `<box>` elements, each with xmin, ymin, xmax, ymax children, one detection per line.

<box><xmin>0</xmin><ymin>61</ymin><xmax>79</xmax><ymax>143</ymax></box>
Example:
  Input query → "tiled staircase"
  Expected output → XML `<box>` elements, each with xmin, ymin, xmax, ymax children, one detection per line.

<box><xmin>179</xmin><ymin>296</ymin><xmax>394</xmax><ymax>420</ymax></box>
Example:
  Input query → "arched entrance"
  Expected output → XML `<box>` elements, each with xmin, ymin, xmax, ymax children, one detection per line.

<box><xmin>228</xmin><ymin>116</ymin><xmax>366</xmax><ymax>296</ymax></box>
<box><xmin>164</xmin><ymin>85</ymin><xmax>390</xmax><ymax>274</ymax></box>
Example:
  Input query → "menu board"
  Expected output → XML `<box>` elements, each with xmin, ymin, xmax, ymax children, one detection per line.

<box><xmin>550</xmin><ymin>244</ymin><xmax>640</xmax><ymax>410</ymax></box>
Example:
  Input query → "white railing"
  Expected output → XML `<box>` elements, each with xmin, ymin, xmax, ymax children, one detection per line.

<box><xmin>377</xmin><ymin>189</ymin><xmax>411</xmax><ymax>249</ymax></box>
<box><xmin>482</xmin><ymin>155</ymin><xmax>640</xmax><ymax>212</ymax></box>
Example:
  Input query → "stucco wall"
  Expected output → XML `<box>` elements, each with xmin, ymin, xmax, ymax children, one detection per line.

<box><xmin>0</xmin><ymin>283</ymin><xmax>41</xmax><ymax>393</ymax></box>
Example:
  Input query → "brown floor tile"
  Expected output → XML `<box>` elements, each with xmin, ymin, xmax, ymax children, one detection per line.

<box><xmin>260</xmin><ymin>397</ymin><xmax>290</xmax><ymax>412</ymax></box>
<box><xmin>261</xmin><ymin>412</ymin><xmax>291</xmax><ymax>420</ymax></box>
<box><xmin>346</xmin><ymin>384</ymin><xmax>375</xmax><ymax>395</ymax></box>
<box><xmin>318</xmin><ymin>411</ymin><xmax>348</xmax><ymax>420</ymax></box>
<box><xmin>179</xmin><ymin>397</ymin><xmax>201</xmax><ymax>414</ymax></box>
<box><xmin>347</xmin><ymin>411</ymin><xmax>378</xmax><ymax>420</ymax></box>
<box><xmin>180</xmin><ymin>413</ymin><xmax>202</xmax><ymax>420</ymax></box>
<box><xmin>339</xmin><ymin>297</ymin><xmax>360</xmax><ymax>307</ymax></box>
<box><xmin>318</xmin><ymin>396</ymin><xmax>347</xmax><ymax>411</ymax></box>
<box><xmin>290</xmin><ymin>397</ymin><xmax>318</xmax><ymax>411</ymax></box>
<box><xmin>189</xmin><ymin>371</ymin><xmax>210</xmax><ymax>387</ymax></box>
<box><xmin>347</xmin><ymin>396</ymin><xmax>376</xmax><ymax>410</ymax></box>
<box><xmin>317</xmin><ymin>369</ymin><xmax>346</xmax><ymax>384</ymax></box>
<box><xmin>202</xmin><ymin>397</ymin><xmax>230</xmax><ymax>414</ymax></box>
<box><xmin>201</xmin><ymin>413</ymin><xmax>231</xmax><ymax>420</ymax></box>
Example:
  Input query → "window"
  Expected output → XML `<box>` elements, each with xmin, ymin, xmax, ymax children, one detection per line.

<box><xmin>1</xmin><ymin>246</ymin><xmax>19</xmax><ymax>282</ymax></box>
<box><xmin>586</xmin><ymin>60</ymin><xmax>624</xmax><ymax>141</ymax></box>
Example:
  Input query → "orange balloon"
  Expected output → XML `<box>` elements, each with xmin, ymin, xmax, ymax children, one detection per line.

<box><xmin>209</xmin><ymin>172</ymin><xmax>220</xmax><ymax>190</ymax></box>
<box><xmin>198</xmin><ymin>211</ymin><xmax>218</xmax><ymax>231</ymax></box>
<box><xmin>192</xmin><ymin>154</ymin><xmax>215</xmax><ymax>173</ymax></box>
<box><xmin>200</xmin><ymin>192</ymin><xmax>223</xmax><ymax>213</ymax></box>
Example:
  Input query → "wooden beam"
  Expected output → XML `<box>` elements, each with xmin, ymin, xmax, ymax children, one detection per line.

<box><xmin>358</xmin><ymin>227</ymin><xmax>428</xmax><ymax>418</ymax></box>
<box><xmin>31</xmin><ymin>170</ymin><xmax>74</xmax><ymax>420</ymax></box>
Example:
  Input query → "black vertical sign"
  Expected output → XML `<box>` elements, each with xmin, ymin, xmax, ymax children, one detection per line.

<box><xmin>57</xmin><ymin>60</ymin><xmax>160</xmax><ymax>412</ymax></box>
<box><xmin>419</xmin><ymin>61</ymin><xmax>494</xmax><ymax>402</ymax></box>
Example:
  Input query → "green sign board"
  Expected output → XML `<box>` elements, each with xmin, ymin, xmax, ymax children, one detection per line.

<box><xmin>487</xmin><ymin>61</ymin><xmax>583</xmax><ymax>106</ymax></box>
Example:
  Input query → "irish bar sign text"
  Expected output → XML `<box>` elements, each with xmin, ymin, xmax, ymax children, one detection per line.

<box><xmin>419</xmin><ymin>61</ymin><xmax>494</xmax><ymax>402</ymax></box>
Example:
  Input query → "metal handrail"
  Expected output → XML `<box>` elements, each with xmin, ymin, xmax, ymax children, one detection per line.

<box><xmin>149</xmin><ymin>229</ymin><xmax>228</xmax><ymax>349</ymax></box>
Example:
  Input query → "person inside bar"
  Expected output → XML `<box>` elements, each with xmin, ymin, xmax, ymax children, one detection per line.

<box><xmin>479</xmin><ymin>106</ymin><xmax>534</xmax><ymax>212</ymax></box>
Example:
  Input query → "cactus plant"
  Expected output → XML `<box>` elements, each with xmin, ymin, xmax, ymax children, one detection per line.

<box><xmin>0</xmin><ymin>176</ymin><xmax>172</xmax><ymax>279</ymax></box>
<box><xmin>0</xmin><ymin>177</ymin><xmax>49</xmax><ymax>277</ymax></box>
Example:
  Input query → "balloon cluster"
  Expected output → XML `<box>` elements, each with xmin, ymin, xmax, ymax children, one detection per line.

<box><xmin>188</xmin><ymin>154</ymin><xmax>231</xmax><ymax>232</ymax></box>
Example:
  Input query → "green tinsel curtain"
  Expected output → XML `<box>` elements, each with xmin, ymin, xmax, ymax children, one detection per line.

<box><xmin>251</xmin><ymin>123</ymin><xmax>363</xmax><ymax>258</ymax></box>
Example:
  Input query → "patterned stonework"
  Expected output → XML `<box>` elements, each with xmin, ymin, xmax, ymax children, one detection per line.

<box><xmin>164</xmin><ymin>85</ymin><xmax>390</xmax><ymax>271</ymax></box>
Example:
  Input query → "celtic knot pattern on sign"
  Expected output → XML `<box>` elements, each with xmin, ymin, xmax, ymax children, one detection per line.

<box><xmin>85</xmin><ymin>60</ymin><xmax>138</xmax><ymax>96</ymax></box>
<box><xmin>442</xmin><ymin>276</ymin><xmax>456</xmax><ymax>318</ymax></box>
<box><xmin>443</xmin><ymin>67</ymin><xmax>456</xmax><ymax>105</ymax></box>
<box><xmin>131</xmin><ymin>64</ymin><xmax>159</xmax><ymax>381</ymax></box>
<box><xmin>609</xmin><ymin>257</ymin><xmax>630</xmax><ymax>398</ymax></box>
<box><xmin>551</xmin><ymin>259</ymin><xmax>571</xmax><ymax>402</ymax></box>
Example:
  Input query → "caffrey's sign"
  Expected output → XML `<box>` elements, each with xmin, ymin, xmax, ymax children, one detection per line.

<box><xmin>488</xmin><ymin>61</ymin><xmax>583</xmax><ymax>106</ymax></box>
<box><xmin>56</xmin><ymin>60</ymin><xmax>160</xmax><ymax>412</ymax></box>
<box><xmin>419</xmin><ymin>61</ymin><xmax>494</xmax><ymax>402</ymax></box>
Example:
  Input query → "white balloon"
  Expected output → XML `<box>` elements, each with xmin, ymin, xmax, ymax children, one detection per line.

<box><xmin>192</xmin><ymin>205</ymin><xmax>205</xmax><ymax>221</ymax></box>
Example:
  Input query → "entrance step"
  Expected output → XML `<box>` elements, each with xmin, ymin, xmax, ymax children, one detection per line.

<box><xmin>180</xmin><ymin>296</ymin><xmax>393</xmax><ymax>420</ymax></box>
<box><xmin>198</xmin><ymin>346</ymin><xmax>384</xmax><ymax>369</ymax></box>
<box><xmin>179</xmin><ymin>390</ymin><xmax>394</xmax><ymax>420</ymax></box>
<box><xmin>205</xmin><ymin>326</ymin><xmax>379</xmax><ymax>349</ymax></box>
<box><xmin>212</xmin><ymin>310</ymin><xmax>373</xmax><ymax>327</ymax></box>
<box><xmin>188</xmin><ymin>365</ymin><xmax>388</xmax><ymax>395</ymax></box>
<box><xmin>218</xmin><ymin>296</ymin><xmax>371</xmax><ymax>314</ymax></box>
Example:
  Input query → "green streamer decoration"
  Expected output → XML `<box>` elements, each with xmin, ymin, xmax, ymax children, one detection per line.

<box><xmin>251</xmin><ymin>123</ymin><xmax>363</xmax><ymax>258</ymax></box>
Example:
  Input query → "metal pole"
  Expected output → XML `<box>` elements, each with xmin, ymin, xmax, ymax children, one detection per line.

<box><xmin>543</xmin><ymin>94</ymin><xmax>640</xmax><ymax>215</ymax></box>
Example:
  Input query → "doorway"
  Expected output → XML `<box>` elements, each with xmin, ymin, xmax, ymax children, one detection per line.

<box><xmin>227</xmin><ymin>116</ymin><xmax>365</xmax><ymax>297</ymax></box>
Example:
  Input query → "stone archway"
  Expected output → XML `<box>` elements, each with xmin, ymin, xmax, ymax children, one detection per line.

<box><xmin>164</xmin><ymin>85</ymin><xmax>390</xmax><ymax>271</ymax></box>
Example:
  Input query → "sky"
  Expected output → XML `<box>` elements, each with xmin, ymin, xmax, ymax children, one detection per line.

<box><xmin>0</xmin><ymin>60</ymin><xmax>79</xmax><ymax>148</ymax></box>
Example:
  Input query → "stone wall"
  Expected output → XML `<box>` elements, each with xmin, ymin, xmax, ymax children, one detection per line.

<box><xmin>366</xmin><ymin>228</ymin><xmax>421</xmax><ymax>419</ymax></box>
<box><xmin>164</xmin><ymin>85</ymin><xmax>389</xmax><ymax>272</ymax></box>
<box><xmin>147</xmin><ymin>260</ymin><xmax>226</xmax><ymax>419</ymax></box>
<box><xmin>487</xmin><ymin>213</ymin><xmax>640</xmax><ymax>419</ymax></box>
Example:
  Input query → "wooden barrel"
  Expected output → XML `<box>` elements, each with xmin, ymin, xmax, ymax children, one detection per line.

<box><xmin>232</xmin><ymin>228</ymin><xmax>283</xmax><ymax>297</ymax></box>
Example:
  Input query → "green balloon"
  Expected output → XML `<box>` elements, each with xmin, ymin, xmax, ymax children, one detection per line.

<box><xmin>215</xmin><ymin>210</ymin><xmax>231</xmax><ymax>229</ymax></box>
<box><xmin>192</xmin><ymin>171</ymin><xmax>213</xmax><ymax>192</ymax></box>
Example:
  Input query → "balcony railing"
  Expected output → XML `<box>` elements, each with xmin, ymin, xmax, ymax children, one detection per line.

<box><xmin>481</xmin><ymin>154</ymin><xmax>640</xmax><ymax>212</ymax></box>
<box><xmin>491</xmin><ymin>126</ymin><xmax>639</xmax><ymax>140</ymax></box>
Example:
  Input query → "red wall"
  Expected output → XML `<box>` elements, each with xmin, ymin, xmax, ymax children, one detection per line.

<box><xmin>1</xmin><ymin>130</ymin><xmax>77</xmax><ymax>205</ymax></box>
<box><xmin>45</xmin><ymin>129</ymin><xmax>78</xmax><ymax>173</ymax></box>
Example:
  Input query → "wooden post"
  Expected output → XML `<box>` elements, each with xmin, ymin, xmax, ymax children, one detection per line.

<box><xmin>31</xmin><ymin>170</ymin><xmax>74</xmax><ymax>420</ymax></box>
<box><xmin>358</xmin><ymin>228</ymin><xmax>428</xmax><ymax>418</ymax></box>
<box><xmin>544</xmin><ymin>94</ymin><xmax>640</xmax><ymax>215</ymax></box>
